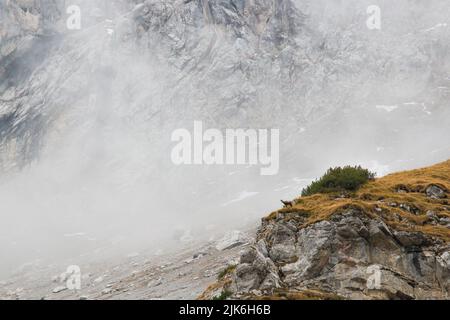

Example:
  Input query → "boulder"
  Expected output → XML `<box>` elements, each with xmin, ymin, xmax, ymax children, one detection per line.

<box><xmin>426</xmin><ymin>185</ymin><xmax>446</xmax><ymax>199</ymax></box>
<box><xmin>227</xmin><ymin>209</ymin><xmax>448</xmax><ymax>299</ymax></box>
<box><xmin>216</xmin><ymin>231</ymin><xmax>249</xmax><ymax>251</ymax></box>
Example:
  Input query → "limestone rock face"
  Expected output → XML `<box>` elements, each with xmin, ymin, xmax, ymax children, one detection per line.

<box><xmin>0</xmin><ymin>0</ymin><xmax>63</xmax><ymax>62</ymax></box>
<box><xmin>228</xmin><ymin>209</ymin><xmax>449</xmax><ymax>300</ymax></box>
<box><xmin>2</xmin><ymin>0</ymin><xmax>450</xmax><ymax>173</ymax></box>
<box><xmin>215</xmin><ymin>231</ymin><xmax>249</xmax><ymax>251</ymax></box>
<box><xmin>426</xmin><ymin>185</ymin><xmax>447</xmax><ymax>199</ymax></box>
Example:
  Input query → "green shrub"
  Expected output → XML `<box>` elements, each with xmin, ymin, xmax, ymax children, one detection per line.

<box><xmin>217</xmin><ymin>265</ymin><xmax>236</xmax><ymax>280</ymax></box>
<box><xmin>301</xmin><ymin>166</ymin><xmax>376</xmax><ymax>197</ymax></box>
<box><xmin>213</xmin><ymin>290</ymin><xmax>233</xmax><ymax>300</ymax></box>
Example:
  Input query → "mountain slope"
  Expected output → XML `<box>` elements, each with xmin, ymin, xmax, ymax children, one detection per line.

<box><xmin>202</xmin><ymin>160</ymin><xmax>450</xmax><ymax>300</ymax></box>
<box><xmin>2</xmin><ymin>0</ymin><xmax>450</xmax><ymax>171</ymax></box>
<box><xmin>1</xmin><ymin>0</ymin><xmax>450</xmax><ymax>283</ymax></box>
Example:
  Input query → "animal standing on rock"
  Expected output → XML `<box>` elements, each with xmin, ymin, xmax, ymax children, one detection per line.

<box><xmin>281</xmin><ymin>200</ymin><xmax>293</xmax><ymax>208</ymax></box>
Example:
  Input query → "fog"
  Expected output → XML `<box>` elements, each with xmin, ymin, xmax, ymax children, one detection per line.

<box><xmin>0</xmin><ymin>0</ymin><xmax>449</xmax><ymax>278</ymax></box>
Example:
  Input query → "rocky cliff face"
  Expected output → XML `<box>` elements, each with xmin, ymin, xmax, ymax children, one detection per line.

<box><xmin>0</xmin><ymin>0</ymin><xmax>64</xmax><ymax>170</ymax></box>
<box><xmin>1</xmin><ymin>0</ymin><xmax>309</xmax><ymax>170</ymax></box>
<box><xmin>0</xmin><ymin>0</ymin><xmax>63</xmax><ymax>64</ymax></box>
<box><xmin>1</xmin><ymin>0</ymin><xmax>449</xmax><ymax>279</ymax></box>
<box><xmin>203</xmin><ymin>160</ymin><xmax>450</xmax><ymax>300</ymax></box>
<box><xmin>2</xmin><ymin>0</ymin><xmax>450</xmax><ymax>171</ymax></box>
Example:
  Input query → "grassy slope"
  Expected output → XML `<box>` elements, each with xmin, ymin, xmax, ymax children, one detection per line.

<box><xmin>266</xmin><ymin>160</ymin><xmax>450</xmax><ymax>242</ymax></box>
<box><xmin>200</xmin><ymin>160</ymin><xmax>450</xmax><ymax>300</ymax></box>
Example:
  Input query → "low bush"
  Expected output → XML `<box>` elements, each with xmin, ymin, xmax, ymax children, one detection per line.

<box><xmin>301</xmin><ymin>166</ymin><xmax>376</xmax><ymax>196</ymax></box>
<box><xmin>213</xmin><ymin>290</ymin><xmax>233</xmax><ymax>300</ymax></box>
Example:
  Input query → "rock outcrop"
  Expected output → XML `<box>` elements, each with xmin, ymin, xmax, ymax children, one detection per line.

<box><xmin>2</xmin><ymin>0</ymin><xmax>450</xmax><ymax>173</ymax></box>
<box><xmin>0</xmin><ymin>0</ymin><xmax>63</xmax><ymax>63</ymax></box>
<box><xmin>203</xmin><ymin>160</ymin><xmax>450</xmax><ymax>300</ymax></box>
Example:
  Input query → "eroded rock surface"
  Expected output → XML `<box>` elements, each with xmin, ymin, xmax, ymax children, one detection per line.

<box><xmin>224</xmin><ymin>209</ymin><xmax>449</xmax><ymax>300</ymax></box>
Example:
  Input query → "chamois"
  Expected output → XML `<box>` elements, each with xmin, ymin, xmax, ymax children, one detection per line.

<box><xmin>281</xmin><ymin>200</ymin><xmax>293</xmax><ymax>208</ymax></box>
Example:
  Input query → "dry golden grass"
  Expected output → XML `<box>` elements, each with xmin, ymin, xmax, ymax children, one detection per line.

<box><xmin>265</xmin><ymin>160</ymin><xmax>450</xmax><ymax>242</ymax></box>
<box><xmin>244</xmin><ymin>289</ymin><xmax>345</xmax><ymax>300</ymax></box>
<box><xmin>197</xmin><ymin>277</ymin><xmax>232</xmax><ymax>300</ymax></box>
<box><xmin>202</xmin><ymin>161</ymin><xmax>450</xmax><ymax>301</ymax></box>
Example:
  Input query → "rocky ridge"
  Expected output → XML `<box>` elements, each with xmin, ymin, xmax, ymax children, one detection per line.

<box><xmin>202</xmin><ymin>160</ymin><xmax>450</xmax><ymax>300</ymax></box>
<box><xmin>2</xmin><ymin>0</ymin><xmax>450</xmax><ymax>171</ymax></box>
